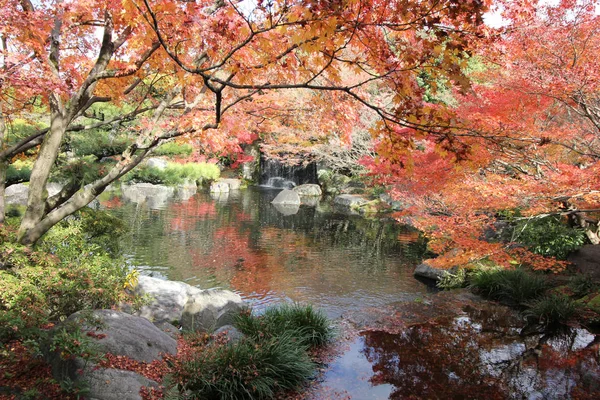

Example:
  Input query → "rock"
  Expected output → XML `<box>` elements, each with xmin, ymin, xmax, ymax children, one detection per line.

<box><xmin>219</xmin><ymin>178</ymin><xmax>243</xmax><ymax>191</ymax></box>
<box><xmin>176</xmin><ymin>181</ymin><xmax>197</xmax><ymax>201</ymax></box>
<box><xmin>121</xmin><ymin>183</ymin><xmax>175</xmax><ymax>209</ymax></box>
<box><xmin>146</xmin><ymin>157</ymin><xmax>168</xmax><ymax>170</ymax></box>
<box><xmin>293</xmin><ymin>184</ymin><xmax>322</xmax><ymax>197</ymax></box>
<box><xmin>134</xmin><ymin>276</ymin><xmax>244</xmax><ymax>332</ymax></box>
<box><xmin>241</xmin><ymin>144</ymin><xmax>260</xmax><ymax>182</ymax></box>
<box><xmin>271</xmin><ymin>189</ymin><xmax>301</xmax><ymax>205</ymax></box>
<box><xmin>181</xmin><ymin>289</ymin><xmax>245</xmax><ymax>332</ymax></box>
<box><xmin>5</xmin><ymin>183</ymin><xmax>64</xmax><ymax>206</ymax></box>
<box><xmin>568</xmin><ymin>245</ymin><xmax>600</xmax><ymax>280</ymax></box>
<box><xmin>333</xmin><ymin>194</ymin><xmax>369</xmax><ymax>208</ymax></box>
<box><xmin>67</xmin><ymin>310</ymin><xmax>177</xmax><ymax>362</ymax></box>
<box><xmin>212</xmin><ymin>325</ymin><xmax>245</xmax><ymax>344</ymax></box>
<box><xmin>153</xmin><ymin>321</ymin><xmax>181</xmax><ymax>340</ymax></box>
<box><xmin>5</xmin><ymin>183</ymin><xmax>29</xmax><ymax>205</ymax></box>
<box><xmin>299</xmin><ymin>196</ymin><xmax>319</xmax><ymax>207</ymax></box>
<box><xmin>46</xmin><ymin>310</ymin><xmax>175</xmax><ymax>400</ymax></box>
<box><xmin>210</xmin><ymin>181</ymin><xmax>230</xmax><ymax>193</ymax></box>
<box><xmin>414</xmin><ymin>261</ymin><xmax>457</xmax><ymax>281</ymax></box>
<box><xmin>86</xmin><ymin>368</ymin><xmax>158</xmax><ymax>400</ymax></box>
<box><xmin>272</xmin><ymin>202</ymin><xmax>300</xmax><ymax>216</ymax></box>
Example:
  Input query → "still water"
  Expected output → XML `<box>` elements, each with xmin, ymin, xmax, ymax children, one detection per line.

<box><xmin>104</xmin><ymin>187</ymin><xmax>429</xmax><ymax>318</ymax></box>
<box><xmin>102</xmin><ymin>186</ymin><xmax>599</xmax><ymax>399</ymax></box>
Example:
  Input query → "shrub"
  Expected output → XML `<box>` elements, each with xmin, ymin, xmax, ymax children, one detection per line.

<box><xmin>470</xmin><ymin>267</ymin><xmax>548</xmax><ymax>306</ymax></box>
<box><xmin>511</xmin><ymin>216</ymin><xmax>587</xmax><ymax>259</ymax></box>
<box><xmin>6</xmin><ymin>160</ymin><xmax>32</xmax><ymax>185</ymax></box>
<box><xmin>154</xmin><ymin>142</ymin><xmax>193</xmax><ymax>157</ymax></box>
<box><xmin>0</xmin><ymin>213</ymin><xmax>130</xmax><ymax>342</ymax></box>
<box><xmin>525</xmin><ymin>294</ymin><xmax>580</xmax><ymax>327</ymax></box>
<box><xmin>235</xmin><ymin>303</ymin><xmax>334</xmax><ymax>348</ymax></box>
<box><xmin>123</xmin><ymin>162</ymin><xmax>220</xmax><ymax>186</ymax></box>
<box><xmin>177</xmin><ymin>332</ymin><xmax>315</xmax><ymax>399</ymax></box>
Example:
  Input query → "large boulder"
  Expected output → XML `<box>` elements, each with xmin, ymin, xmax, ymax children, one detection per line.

<box><xmin>271</xmin><ymin>189</ymin><xmax>301</xmax><ymax>205</ymax></box>
<box><xmin>133</xmin><ymin>276</ymin><xmax>245</xmax><ymax>332</ymax></box>
<box><xmin>5</xmin><ymin>183</ymin><xmax>64</xmax><ymax>206</ymax></box>
<box><xmin>85</xmin><ymin>368</ymin><xmax>158</xmax><ymax>400</ymax></box>
<box><xmin>568</xmin><ymin>245</ymin><xmax>600</xmax><ymax>280</ymax></box>
<box><xmin>293</xmin><ymin>184</ymin><xmax>322</xmax><ymax>197</ymax></box>
<box><xmin>5</xmin><ymin>183</ymin><xmax>29</xmax><ymax>205</ymax></box>
<box><xmin>46</xmin><ymin>310</ymin><xmax>176</xmax><ymax>400</ymax></box>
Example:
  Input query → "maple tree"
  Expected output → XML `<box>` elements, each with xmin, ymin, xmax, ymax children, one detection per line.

<box><xmin>371</xmin><ymin>0</ymin><xmax>600</xmax><ymax>271</ymax></box>
<box><xmin>0</xmin><ymin>0</ymin><xmax>491</xmax><ymax>245</ymax></box>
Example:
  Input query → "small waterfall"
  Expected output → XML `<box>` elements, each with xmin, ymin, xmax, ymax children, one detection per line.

<box><xmin>259</xmin><ymin>156</ymin><xmax>318</xmax><ymax>188</ymax></box>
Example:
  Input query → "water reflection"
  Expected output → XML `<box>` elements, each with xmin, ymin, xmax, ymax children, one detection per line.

<box><xmin>102</xmin><ymin>187</ymin><xmax>427</xmax><ymax>317</ymax></box>
<box><xmin>359</xmin><ymin>304</ymin><xmax>600</xmax><ymax>399</ymax></box>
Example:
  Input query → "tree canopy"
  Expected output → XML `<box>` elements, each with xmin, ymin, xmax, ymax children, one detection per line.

<box><xmin>0</xmin><ymin>0</ymin><xmax>598</xmax><ymax>272</ymax></box>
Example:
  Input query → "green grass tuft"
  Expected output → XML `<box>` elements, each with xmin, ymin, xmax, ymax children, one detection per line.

<box><xmin>470</xmin><ymin>268</ymin><xmax>548</xmax><ymax>306</ymax></box>
<box><xmin>178</xmin><ymin>331</ymin><xmax>315</xmax><ymax>400</ymax></box>
<box><xmin>235</xmin><ymin>303</ymin><xmax>334</xmax><ymax>348</ymax></box>
<box><xmin>525</xmin><ymin>294</ymin><xmax>580</xmax><ymax>327</ymax></box>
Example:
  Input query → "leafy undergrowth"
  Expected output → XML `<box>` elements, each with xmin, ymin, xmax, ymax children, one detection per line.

<box><xmin>0</xmin><ymin>341</ymin><xmax>75</xmax><ymax>400</ymax></box>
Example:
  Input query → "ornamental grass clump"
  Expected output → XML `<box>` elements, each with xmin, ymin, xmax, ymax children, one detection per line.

<box><xmin>469</xmin><ymin>267</ymin><xmax>548</xmax><ymax>306</ymax></box>
<box><xmin>176</xmin><ymin>331</ymin><xmax>315</xmax><ymax>400</ymax></box>
<box><xmin>525</xmin><ymin>294</ymin><xmax>581</xmax><ymax>328</ymax></box>
<box><xmin>234</xmin><ymin>303</ymin><xmax>334</xmax><ymax>348</ymax></box>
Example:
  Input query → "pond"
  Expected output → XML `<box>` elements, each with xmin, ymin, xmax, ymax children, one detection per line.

<box><xmin>101</xmin><ymin>186</ymin><xmax>600</xmax><ymax>399</ymax></box>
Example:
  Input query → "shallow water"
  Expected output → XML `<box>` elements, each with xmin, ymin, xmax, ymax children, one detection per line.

<box><xmin>102</xmin><ymin>186</ymin><xmax>600</xmax><ymax>399</ymax></box>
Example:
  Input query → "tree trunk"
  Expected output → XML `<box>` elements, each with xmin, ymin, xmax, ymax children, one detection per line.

<box><xmin>0</xmin><ymin>105</ymin><xmax>6</xmax><ymax>224</ymax></box>
<box><xmin>18</xmin><ymin>111</ymin><xmax>67</xmax><ymax>243</ymax></box>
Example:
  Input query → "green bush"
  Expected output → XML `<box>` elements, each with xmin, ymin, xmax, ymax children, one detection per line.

<box><xmin>154</xmin><ymin>142</ymin><xmax>193</xmax><ymax>157</ymax></box>
<box><xmin>177</xmin><ymin>331</ymin><xmax>315</xmax><ymax>400</ymax></box>
<box><xmin>69</xmin><ymin>130</ymin><xmax>128</xmax><ymax>159</ymax></box>
<box><xmin>470</xmin><ymin>267</ymin><xmax>548</xmax><ymax>306</ymax></box>
<box><xmin>235</xmin><ymin>303</ymin><xmax>334</xmax><ymax>348</ymax></box>
<box><xmin>525</xmin><ymin>294</ymin><xmax>580</xmax><ymax>327</ymax></box>
<box><xmin>123</xmin><ymin>162</ymin><xmax>220</xmax><ymax>186</ymax></box>
<box><xmin>0</xmin><ymin>213</ymin><xmax>130</xmax><ymax>342</ymax></box>
<box><xmin>6</xmin><ymin>161</ymin><xmax>32</xmax><ymax>185</ymax></box>
<box><xmin>511</xmin><ymin>216</ymin><xmax>587</xmax><ymax>259</ymax></box>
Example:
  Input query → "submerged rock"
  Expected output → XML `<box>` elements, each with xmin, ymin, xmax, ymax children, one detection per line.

<box><xmin>271</xmin><ymin>189</ymin><xmax>301</xmax><ymax>205</ymax></box>
<box><xmin>133</xmin><ymin>275</ymin><xmax>244</xmax><ymax>332</ymax></box>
